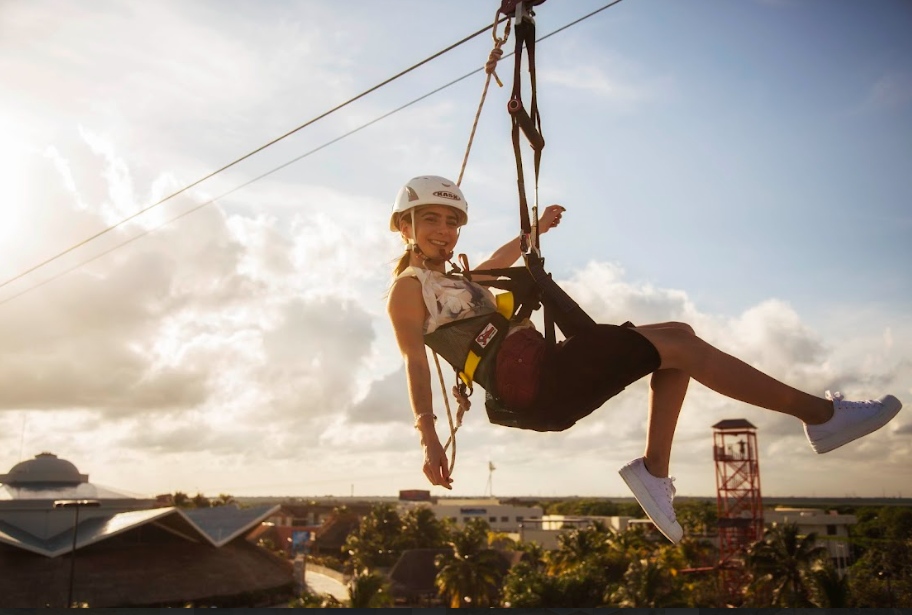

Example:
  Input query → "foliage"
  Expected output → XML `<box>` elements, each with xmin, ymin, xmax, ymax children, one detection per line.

<box><xmin>745</xmin><ymin>522</ymin><xmax>828</xmax><ymax>607</ymax></box>
<box><xmin>675</xmin><ymin>500</ymin><xmax>718</xmax><ymax>536</ymax></box>
<box><xmin>544</xmin><ymin>498</ymin><xmax>642</xmax><ymax>517</ymax></box>
<box><xmin>808</xmin><ymin>560</ymin><xmax>850</xmax><ymax>608</ymax></box>
<box><xmin>504</xmin><ymin>522</ymin><xmax>637</xmax><ymax>607</ymax></box>
<box><xmin>400</xmin><ymin>506</ymin><xmax>450</xmax><ymax>551</ymax></box>
<box><xmin>342</xmin><ymin>504</ymin><xmax>404</xmax><ymax>574</ymax></box>
<box><xmin>608</xmin><ymin>557</ymin><xmax>686</xmax><ymax>607</ymax></box>
<box><xmin>348</xmin><ymin>572</ymin><xmax>393</xmax><ymax>608</ymax></box>
<box><xmin>845</xmin><ymin>508</ymin><xmax>912</xmax><ymax>607</ymax></box>
<box><xmin>167</xmin><ymin>490</ymin><xmax>236</xmax><ymax>508</ymax></box>
<box><xmin>288</xmin><ymin>590</ymin><xmax>343</xmax><ymax>608</ymax></box>
<box><xmin>435</xmin><ymin>519</ymin><xmax>505</xmax><ymax>608</ymax></box>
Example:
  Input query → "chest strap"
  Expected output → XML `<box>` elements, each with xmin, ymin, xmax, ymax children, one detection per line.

<box><xmin>424</xmin><ymin>292</ymin><xmax>514</xmax><ymax>391</ymax></box>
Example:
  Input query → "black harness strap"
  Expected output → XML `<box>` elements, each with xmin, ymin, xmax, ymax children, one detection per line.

<box><xmin>507</xmin><ymin>10</ymin><xmax>544</xmax><ymax>255</ymax></box>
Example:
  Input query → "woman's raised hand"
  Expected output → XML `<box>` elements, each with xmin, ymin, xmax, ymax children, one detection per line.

<box><xmin>539</xmin><ymin>204</ymin><xmax>566</xmax><ymax>234</ymax></box>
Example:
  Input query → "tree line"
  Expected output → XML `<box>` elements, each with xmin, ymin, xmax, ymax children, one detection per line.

<box><xmin>293</xmin><ymin>502</ymin><xmax>912</xmax><ymax>608</ymax></box>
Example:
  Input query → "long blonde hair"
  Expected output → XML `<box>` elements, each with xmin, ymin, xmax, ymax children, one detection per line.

<box><xmin>392</xmin><ymin>248</ymin><xmax>412</xmax><ymax>278</ymax></box>
<box><xmin>391</xmin><ymin>208</ymin><xmax>416</xmax><ymax>278</ymax></box>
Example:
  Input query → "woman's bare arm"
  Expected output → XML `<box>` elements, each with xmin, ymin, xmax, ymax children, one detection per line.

<box><xmin>387</xmin><ymin>276</ymin><xmax>453</xmax><ymax>489</ymax></box>
<box><xmin>472</xmin><ymin>204</ymin><xmax>565</xmax><ymax>280</ymax></box>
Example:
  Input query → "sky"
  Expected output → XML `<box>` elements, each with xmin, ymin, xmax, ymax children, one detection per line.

<box><xmin>0</xmin><ymin>0</ymin><xmax>910</xmax><ymax>501</ymax></box>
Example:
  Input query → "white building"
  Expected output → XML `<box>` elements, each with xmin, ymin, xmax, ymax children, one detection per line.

<box><xmin>764</xmin><ymin>507</ymin><xmax>856</xmax><ymax>574</ymax></box>
<box><xmin>413</xmin><ymin>498</ymin><xmax>543</xmax><ymax>533</ymax></box>
<box><xmin>517</xmin><ymin>514</ymin><xmax>641</xmax><ymax>549</ymax></box>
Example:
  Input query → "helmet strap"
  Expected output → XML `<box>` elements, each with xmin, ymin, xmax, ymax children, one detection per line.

<box><xmin>404</xmin><ymin>209</ymin><xmax>453</xmax><ymax>266</ymax></box>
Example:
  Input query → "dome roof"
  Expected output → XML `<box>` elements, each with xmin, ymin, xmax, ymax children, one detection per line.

<box><xmin>0</xmin><ymin>452</ymin><xmax>89</xmax><ymax>485</ymax></box>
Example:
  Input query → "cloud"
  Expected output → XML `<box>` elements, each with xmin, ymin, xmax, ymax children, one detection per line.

<box><xmin>541</xmin><ymin>65</ymin><xmax>656</xmax><ymax>104</ymax></box>
<box><xmin>0</xmin><ymin>128</ymin><xmax>379</xmax><ymax>468</ymax></box>
<box><xmin>537</xmin><ymin>40</ymin><xmax>673</xmax><ymax>108</ymax></box>
<box><xmin>5</xmin><ymin>134</ymin><xmax>908</xmax><ymax>496</ymax></box>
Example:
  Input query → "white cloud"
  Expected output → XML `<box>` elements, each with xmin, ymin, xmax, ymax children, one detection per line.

<box><xmin>2</xmin><ymin>1</ymin><xmax>908</xmax><ymax>500</ymax></box>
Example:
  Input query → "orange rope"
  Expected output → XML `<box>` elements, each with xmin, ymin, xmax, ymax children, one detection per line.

<box><xmin>437</xmin><ymin>13</ymin><xmax>512</xmax><ymax>475</ymax></box>
<box><xmin>457</xmin><ymin>14</ymin><xmax>511</xmax><ymax>187</ymax></box>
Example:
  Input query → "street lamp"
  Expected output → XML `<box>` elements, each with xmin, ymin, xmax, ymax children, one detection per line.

<box><xmin>54</xmin><ymin>499</ymin><xmax>101</xmax><ymax>608</ymax></box>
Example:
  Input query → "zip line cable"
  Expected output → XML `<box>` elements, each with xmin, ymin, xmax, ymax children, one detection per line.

<box><xmin>0</xmin><ymin>16</ymin><xmax>507</xmax><ymax>295</ymax></box>
<box><xmin>0</xmin><ymin>71</ymin><xmax>485</xmax><ymax>309</ymax></box>
<box><xmin>0</xmin><ymin>0</ymin><xmax>624</xmax><ymax>309</ymax></box>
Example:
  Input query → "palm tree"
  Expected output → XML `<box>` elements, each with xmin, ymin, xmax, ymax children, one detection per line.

<box><xmin>746</xmin><ymin>522</ymin><xmax>828</xmax><ymax>607</ymax></box>
<box><xmin>215</xmin><ymin>493</ymin><xmax>236</xmax><ymax>507</ymax></box>
<box><xmin>435</xmin><ymin>520</ymin><xmax>504</xmax><ymax>607</ymax></box>
<box><xmin>809</xmin><ymin>561</ymin><xmax>849</xmax><ymax>607</ymax></box>
<box><xmin>348</xmin><ymin>572</ymin><xmax>393</xmax><ymax>608</ymax></box>
<box><xmin>548</xmin><ymin>522</ymin><xmax>610</xmax><ymax>574</ymax></box>
<box><xmin>342</xmin><ymin>504</ymin><xmax>403</xmax><ymax>574</ymax></box>
<box><xmin>608</xmin><ymin>557</ymin><xmax>684</xmax><ymax>607</ymax></box>
<box><xmin>400</xmin><ymin>506</ymin><xmax>449</xmax><ymax>550</ymax></box>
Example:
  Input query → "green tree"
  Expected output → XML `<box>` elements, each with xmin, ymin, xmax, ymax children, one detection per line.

<box><xmin>545</xmin><ymin>498</ymin><xmax>641</xmax><ymax>517</ymax></box>
<box><xmin>435</xmin><ymin>519</ymin><xmax>504</xmax><ymax>608</ymax></box>
<box><xmin>809</xmin><ymin>560</ymin><xmax>850</xmax><ymax>607</ymax></box>
<box><xmin>504</xmin><ymin>522</ymin><xmax>642</xmax><ymax>607</ymax></box>
<box><xmin>342</xmin><ymin>504</ymin><xmax>403</xmax><ymax>574</ymax></box>
<box><xmin>288</xmin><ymin>590</ymin><xmax>343</xmax><ymax>608</ymax></box>
<box><xmin>676</xmin><ymin>500</ymin><xmax>718</xmax><ymax>536</ymax></box>
<box><xmin>214</xmin><ymin>493</ymin><xmax>236</xmax><ymax>507</ymax></box>
<box><xmin>347</xmin><ymin>572</ymin><xmax>393</xmax><ymax>608</ymax></box>
<box><xmin>172</xmin><ymin>491</ymin><xmax>190</xmax><ymax>507</ymax></box>
<box><xmin>746</xmin><ymin>522</ymin><xmax>828</xmax><ymax>607</ymax></box>
<box><xmin>846</xmin><ymin>505</ymin><xmax>912</xmax><ymax>607</ymax></box>
<box><xmin>400</xmin><ymin>506</ymin><xmax>449</xmax><ymax>550</ymax></box>
<box><xmin>191</xmin><ymin>492</ymin><xmax>211</xmax><ymax>508</ymax></box>
<box><xmin>549</xmin><ymin>522</ymin><xmax>610</xmax><ymax>573</ymax></box>
<box><xmin>608</xmin><ymin>557</ymin><xmax>685</xmax><ymax>607</ymax></box>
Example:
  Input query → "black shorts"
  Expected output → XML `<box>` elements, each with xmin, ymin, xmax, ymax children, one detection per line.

<box><xmin>492</xmin><ymin>322</ymin><xmax>661</xmax><ymax>432</ymax></box>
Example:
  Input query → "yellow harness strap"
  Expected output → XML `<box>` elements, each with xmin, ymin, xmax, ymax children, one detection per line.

<box><xmin>458</xmin><ymin>291</ymin><xmax>514</xmax><ymax>388</ymax></box>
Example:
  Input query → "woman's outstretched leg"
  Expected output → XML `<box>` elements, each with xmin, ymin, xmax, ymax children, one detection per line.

<box><xmin>619</xmin><ymin>321</ymin><xmax>901</xmax><ymax>545</ymax></box>
<box><xmin>633</xmin><ymin>323</ymin><xmax>833</xmax><ymax>424</ymax></box>
<box><xmin>635</xmin><ymin>323</ymin><xmax>695</xmax><ymax>478</ymax></box>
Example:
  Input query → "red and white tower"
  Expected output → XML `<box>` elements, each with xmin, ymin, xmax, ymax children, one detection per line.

<box><xmin>713</xmin><ymin>419</ymin><xmax>764</xmax><ymax>599</ymax></box>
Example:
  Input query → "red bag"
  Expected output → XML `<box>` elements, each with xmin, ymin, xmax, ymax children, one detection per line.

<box><xmin>495</xmin><ymin>327</ymin><xmax>546</xmax><ymax>410</ymax></box>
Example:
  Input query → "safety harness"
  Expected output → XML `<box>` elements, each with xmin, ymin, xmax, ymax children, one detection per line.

<box><xmin>428</xmin><ymin>0</ymin><xmax>597</xmax><ymax>441</ymax></box>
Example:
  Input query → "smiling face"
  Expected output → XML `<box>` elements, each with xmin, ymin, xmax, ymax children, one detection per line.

<box><xmin>400</xmin><ymin>205</ymin><xmax>462</xmax><ymax>269</ymax></box>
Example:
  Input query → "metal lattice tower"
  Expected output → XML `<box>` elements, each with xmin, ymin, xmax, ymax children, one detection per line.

<box><xmin>713</xmin><ymin>419</ymin><xmax>763</xmax><ymax>599</ymax></box>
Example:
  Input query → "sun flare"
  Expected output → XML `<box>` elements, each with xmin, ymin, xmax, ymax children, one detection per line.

<box><xmin>0</xmin><ymin>141</ymin><xmax>25</xmax><ymax>252</ymax></box>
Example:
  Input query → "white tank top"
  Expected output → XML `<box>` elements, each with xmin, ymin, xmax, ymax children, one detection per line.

<box><xmin>398</xmin><ymin>266</ymin><xmax>497</xmax><ymax>334</ymax></box>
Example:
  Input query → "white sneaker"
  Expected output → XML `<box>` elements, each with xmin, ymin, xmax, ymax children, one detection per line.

<box><xmin>804</xmin><ymin>391</ymin><xmax>902</xmax><ymax>454</ymax></box>
<box><xmin>618</xmin><ymin>457</ymin><xmax>684</xmax><ymax>544</ymax></box>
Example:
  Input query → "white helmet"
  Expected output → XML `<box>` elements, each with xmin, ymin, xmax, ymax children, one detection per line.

<box><xmin>389</xmin><ymin>175</ymin><xmax>468</xmax><ymax>232</ymax></box>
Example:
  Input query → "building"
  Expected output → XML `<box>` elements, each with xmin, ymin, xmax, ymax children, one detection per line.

<box><xmin>0</xmin><ymin>453</ymin><xmax>292</xmax><ymax>607</ymax></box>
<box><xmin>419</xmin><ymin>498</ymin><xmax>543</xmax><ymax>533</ymax></box>
<box><xmin>764</xmin><ymin>506</ymin><xmax>856</xmax><ymax>574</ymax></box>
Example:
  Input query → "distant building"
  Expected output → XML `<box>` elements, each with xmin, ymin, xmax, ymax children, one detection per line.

<box><xmin>764</xmin><ymin>506</ymin><xmax>856</xmax><ymax>574</ymax></box>
<box><xmin>0</xmin><ymin>453</ymin><xmax>292</xmax><ymax>607</ymax></box>
<box><xmin>259</xmin><ymin>501</ymin><xmax>373</xmax><ymax>558</ymax></box>
<box><xmin>414</xmin><ymin>498</ymin><xmax>543</xmax><ymax>533</ymax></box>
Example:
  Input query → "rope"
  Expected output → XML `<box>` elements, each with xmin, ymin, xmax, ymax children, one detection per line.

<box><xmin>438</xmin><ymin>12</ymin><xmax>512</xmax><ymax>475</ymax></box>
<box><xmin>456</xmin><ymin>13</ymin><xmax>512</xmax><ymax>186</ymax></box>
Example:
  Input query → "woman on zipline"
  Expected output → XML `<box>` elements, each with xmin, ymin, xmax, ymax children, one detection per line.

<box><xmin>386</xmin><ymin>175</ymin><xmax>903</xmax><ymax>543</ymax></box>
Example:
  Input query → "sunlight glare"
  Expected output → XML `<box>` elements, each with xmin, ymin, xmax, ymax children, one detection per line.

<box><xmin>0</xmin><ymin>139</ymin><xmax>26</xmax><ymax>254</ymax></box>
